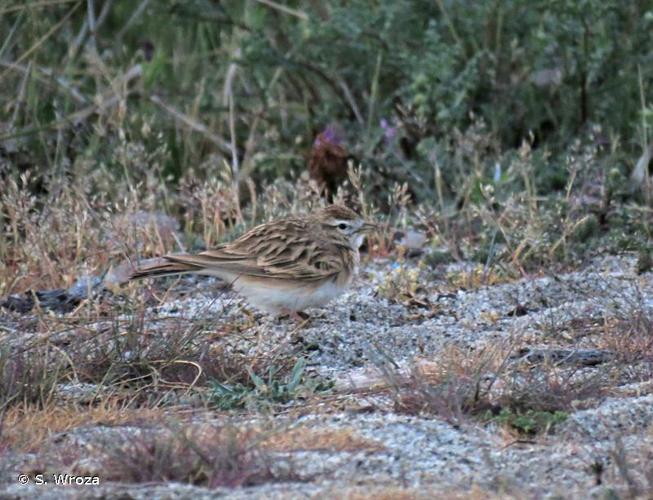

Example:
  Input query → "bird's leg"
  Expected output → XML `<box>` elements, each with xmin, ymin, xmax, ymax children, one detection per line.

<box><xmin>288</xmin><ymin>311</ymin><xmax>312</xmax><ymax>345</ymax></box>
<box><xmin>277</xmin><ymin>310</ymin><xmax>312</xmax><ymax>344</ymax></box>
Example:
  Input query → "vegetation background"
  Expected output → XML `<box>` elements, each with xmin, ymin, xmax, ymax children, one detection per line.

<box><xmin>1</xmin><ymin>1</ymin><xmax>651</xmax><ymax>293</ymax></box>
<box><xmin>0</xmin><ymin>0</ymin><xmax>652</xmax><ymax>293</ymax></box>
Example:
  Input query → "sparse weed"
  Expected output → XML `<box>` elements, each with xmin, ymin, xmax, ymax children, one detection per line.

<box><xmin>0</xmin><ymin>400</ymin><xmax>162</xmax><ymax>452</ymax></box>
<box><xmin>601</xmin><ymin>309</ymin><xmax>653</xmax><ymax>366</ymax></box>
<box><xmin>209</xmin><ymin>358</ymin><xmax>331</xmax><ymax>410</ymax></box>
<box><xmin>384</xmin><ymin>346</ymin><xmax>505</xmax><ymax>424</ymax></box>
<box><xmin>383</xmin><ymin>345</ymin><xmax>607</xmax><ymax>434</ymax></box>
<box><xmin>445</xmin><ymin>264</ymin><xmax>515</xmax><ymax>290</ymax></box>
<box><xmin>377</xmin><ymin>263</ymin><xmax>424</xmax><ymax>306</ymax></box>
<box><xmin>20</xmin><ymin>422</ymin><xmax>290</xmax><ymax>489</ymax></box>
<box><xmin>489</xmin><ymin>408</ymin><xmax>568</xmax><ymax>435</ymax></box>
<box><xmin>100</xmin><ymin>424</ymin><xmax>279</xmax><ymax>488</ymax></box>
<box><xmin>0</xmin><ymin>346</ymin><xmax>66</xmax><ymax>410</ymax></box>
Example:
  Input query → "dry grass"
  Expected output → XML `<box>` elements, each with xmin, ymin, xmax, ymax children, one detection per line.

<box><xmin>385</xmin><ymin>346</ymin><xmax>506</xmax><ymax>424</ymax></box>
<box><xmin>598</xmin><ymin>312</ymin><xmax>653</xmax><ymax>365</ymax></box>
<box><xmin>0</xmin><ymin>399</ymin><xmax>163</xmax><ymax>452</ymax></box>
<box><xmin>0</xmin><ymin>175</ymin><xmax>180</xmax><ymax>295</ymax></box>
<box><xmin>15</xmin><ymin>421</ymin><xmax>290</xmax><ymax>489</ymax></box>
<box><xmin>0</xmin><ymin>165</ymin><xmax>289</xmax><ymax>297</ymax></box>
<box><xmin>381</xmin><ymin>344</ymin><xmax>609</xmax><ymax>434</ymax></box>
<box><xmin>0</xmin><ymin>297</ymin><xmax>310</xmax><ymax>418</ymax></box>
<box><xmin>262</xmin><ymin>427</ymin><xmax>384</xmax><ymax>453</ymax></box>
<box><xmin>444</xmin><ymin>264</ymin><xmax>519</xmax><ymax>291</ymax></box>
<box><xmin>4</xmin><ymin>405</ymin><xmax>385</xmax><ymax>488</ymax></box>
<box><xmin>0</xmin><ymin>345</ymin><xmax>65</xmax><ymax>409</ymax></box>
<box><xmin>98</xmin><ymin>424</ymin><xmax>281</xmax><ymax>488</ymax></box>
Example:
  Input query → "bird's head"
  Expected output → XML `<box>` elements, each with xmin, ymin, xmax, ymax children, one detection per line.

<box><xmin>317</xmin><ymin>205</ymin><xmax>377</xmax><ymax>248</ymax></box>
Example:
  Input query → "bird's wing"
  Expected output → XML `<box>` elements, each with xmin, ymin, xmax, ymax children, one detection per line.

<box><xmin>165</xmin><ymin>218</ymin><xmax>350</xmax><ymax>281</ymax></box>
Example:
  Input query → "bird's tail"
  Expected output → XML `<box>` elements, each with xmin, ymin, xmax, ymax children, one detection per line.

<box><xmin>130</xmin><ymin>257</ymin><xmax>199</xmax><ymax>280</ymax></box>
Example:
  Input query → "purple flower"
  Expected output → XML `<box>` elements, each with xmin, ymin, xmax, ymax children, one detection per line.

<box><xmin>380</xmin><ymin>118</ymin><xmax>397</xmax><ymax>142</ymax></box>
<box><xmin>314</xmin><ymin>123</ymin><xmax>344</xmax><ymax>147</ymax></box>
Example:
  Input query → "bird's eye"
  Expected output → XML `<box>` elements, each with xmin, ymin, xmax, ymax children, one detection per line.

<box><xmin>338</xmin><ymin>222</ymin><xmax>348</xmax><ymax>230</ymax></box>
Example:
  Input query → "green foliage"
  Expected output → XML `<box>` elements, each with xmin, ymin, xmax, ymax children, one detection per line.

<box><xmin>209</xmin><ymin>358</ymin><xmax>330</xmax><ymax>410</ymax></box>
<box><xmin>1</xmin><ymin>0</ymin><xmax>651</xmax><ymax>201</ymax></box>
<box><xmin>1</xmin><ymin>0</ymin><xmax>652</xmax><ymax>288</ymax></box>
<box><xmin>489</xmin><ymin>408</ymin><xmax>568</xmax><ymax>435</ymax></box>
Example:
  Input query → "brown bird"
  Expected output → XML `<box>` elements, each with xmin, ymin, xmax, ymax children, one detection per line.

<box><xmin>130</xmin><ymin>205</ymin><xmax>376</xmax><ymax>316</ymax></box>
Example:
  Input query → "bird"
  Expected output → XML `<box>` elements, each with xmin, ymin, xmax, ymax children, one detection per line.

<box><xmin>130</xmin><ymin>205</ymin><xmax>376</xmax><ymax>317</ymax></box>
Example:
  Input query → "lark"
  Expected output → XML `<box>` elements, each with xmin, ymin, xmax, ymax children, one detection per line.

<box><xmin>130</xmin><ymin>205</ymin><xmax>375</xmax><ymax>317</ymax></box>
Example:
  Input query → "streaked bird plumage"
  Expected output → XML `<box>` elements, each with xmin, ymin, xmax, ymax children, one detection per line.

<box><xmin>130</xmin><ymin>205</ymin><xmax>375</xmax><ymax>314</ymax></box>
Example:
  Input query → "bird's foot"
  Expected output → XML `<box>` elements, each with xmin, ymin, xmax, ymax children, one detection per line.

<box><xmin>277</xmin><ymin>309</ymin><xmax>310</xmax><ymax>322</ymax></box>
<box><xmin>292</xmin><ymin>310</ymin><xmax>311</xmax><ymax>322</ymax></box>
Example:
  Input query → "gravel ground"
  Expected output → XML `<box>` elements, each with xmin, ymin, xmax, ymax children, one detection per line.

<box><xmin>2</xmin><ymin>253</ymin><xmax>652</xmax><ymax>498</ymax></box>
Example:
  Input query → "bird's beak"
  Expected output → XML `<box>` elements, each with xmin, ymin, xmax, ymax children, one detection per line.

<box><xmin>360</xmin><ymin>222</ymin><xmax>378</xmax><ymax>233</ymax></box>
